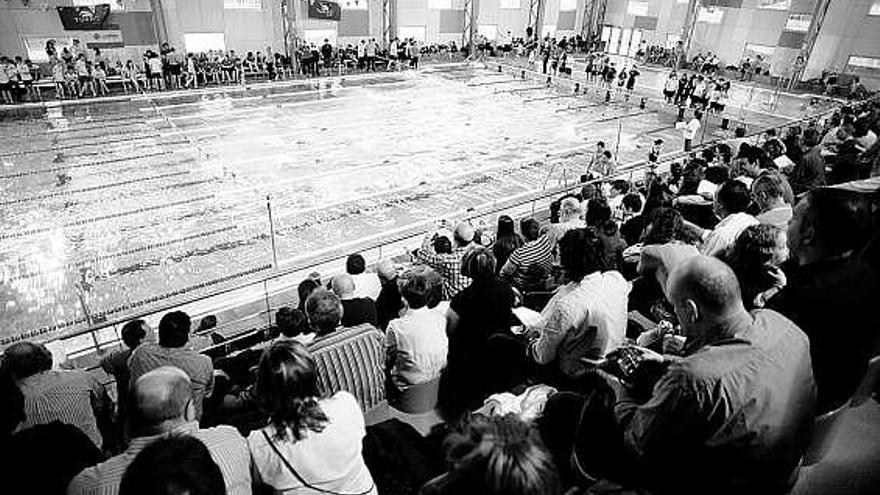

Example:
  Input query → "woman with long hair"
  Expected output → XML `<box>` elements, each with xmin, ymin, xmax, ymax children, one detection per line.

<box><xmin>491</xmin><ymin>215</ymin><xmax>523</xmax><ymax>274</ymax></box>
<box><xmin>248</xmin><ymin>340</ymin><xmax>376</xmax><ymax>494</ymax></box>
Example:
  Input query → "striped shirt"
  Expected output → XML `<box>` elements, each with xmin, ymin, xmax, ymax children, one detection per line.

<box><xmin>127</xmin><ymin>343</ymin><xmax>214</xmax><ymax>419</ymax></box>
<box><xmin>499</xmin><ymin>235</ymin><xmax>554</xmax><ymax>291</ymax></box>
<box><xmin>67</xmin><ymin>422</ymin><xmax>252</xmax><ymax>495</ymax></box>
<box><xmin>413</xmin><ymin>237</ymin><xmax>473</xmax><ymax>299</ymax></box>
<box><xmin>17</xmin><ymin>370</ymin><xmax>110</xmax><ymax>449</ymax></box>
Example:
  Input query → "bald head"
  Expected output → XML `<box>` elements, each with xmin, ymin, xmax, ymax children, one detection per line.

<box><xmin>330</xmin><ymin>273</ymin><xmax>355</xmax><ymax>298</ymax></box>
<box><xmin>668</xmin><ymin>256</ymin><xmax>743</xmax><ymax>315</ymax></box>
<box><xmin>453</xmin><ymin>222</ymin><xmax>475</xmax><ymax>246</ymax></box>
<box><xmin>376</xmin><ymin>259</ymin><xmax>396</xmax><ymax>283</ymax></box>
<box><xmin>131</xmin><ymin>366</ymin><xmax>192</xmax><ymax>434</ymax></box>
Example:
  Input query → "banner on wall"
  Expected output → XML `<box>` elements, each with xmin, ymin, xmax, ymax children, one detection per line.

<box><xmin>57</xmin><ymin>5</ymin><xmax>112</xmax><ymax>31</ymax></box>
<box><xmin>308</xmin><ymin>0</ymin><xmax>342</xmax><ymax>21</ymax></box>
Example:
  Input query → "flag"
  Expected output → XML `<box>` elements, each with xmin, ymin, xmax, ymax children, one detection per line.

<box><xmin>308</xmin><ymin>0</ymin><xmax>342</xmax><ymax>21</ymax></box>
<box><xmin>56</xmin><ymin>5</ymin><xmax>111</xmax><ymax>31</ymax></box>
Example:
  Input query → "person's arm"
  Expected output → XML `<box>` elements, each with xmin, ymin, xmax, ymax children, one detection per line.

<box><xmin>498</xmin><ymin>254</ymin><xmax>519</xmax><ymax>283</ymax></box>
<box><xmin>446</xmin><ymin>308</ymin><xmax>461</xmax><ymax>339</ymax></box>
<box><xmin>87</xmin><ymin>373</ymin><xmax>114</xmax><ymax>451</ymax></box>
<box><xmin>203</xmin><ymin>357</ymin><xmax>215</xmax><ymax>399</ymax></box>
<box><xmin>385</xmin><ymin>325</ymin><xmax>399</xmax><ymax>374</ymax></box>
<box><xmin>529</xmin><ymin>304</ymin><xmax>570</xmax><ymax>365</ymax></box>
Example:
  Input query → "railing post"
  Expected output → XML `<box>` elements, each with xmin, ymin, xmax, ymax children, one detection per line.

<box><xmin>267</xmin><ymin>195</ymin><xmax>279</xmax><ymax>268</ymax></box>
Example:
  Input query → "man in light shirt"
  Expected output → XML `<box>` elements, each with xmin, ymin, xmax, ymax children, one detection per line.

<box><xmin>693</xmin><ymin>180</ymin><xmax>758</xmax><ymax>257</ymax></box>
<box><xmin>681</xmin><ymin>109</ymin><xmax>703</xmax><ymax>151</ymax></box>
<box><xmin>347</xmin><ymin>253</ymin><xmax>381</xmax><ymax>300</ymax></box>
<box><xmin>752</xmin><ymin>173</ymin><xmax>793</xmax><ymax>231</ymax></box>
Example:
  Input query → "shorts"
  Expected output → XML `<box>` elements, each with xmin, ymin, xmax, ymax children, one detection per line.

<box><xmin>150</xmin><ymin>72</ymin><xmax>163</xmax><ymax>79</ymax></box>
<box><xmin>0</xmin><ymin>82</ymin><xmax>9</xmax><ymax>91</ymax></box>
<box><xmin>79</xmin><ymin>75</ymin><xmax>91</xmax><ymax>84</ymax></box>
<box><xmin>663</xmin><ymin>90</ymin><xmax>675</xmax><ymax>98</ymax></box>
<box><xmin>169</xmin><ymin>64</ymin><xmax>182</xmax><ymax>76</ymax></box>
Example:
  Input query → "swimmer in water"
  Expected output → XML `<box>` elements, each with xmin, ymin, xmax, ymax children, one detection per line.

<box><xmin>56</xmin><ymin>172</ymin><xmax>71</xmax><ymax>186</ymax></box>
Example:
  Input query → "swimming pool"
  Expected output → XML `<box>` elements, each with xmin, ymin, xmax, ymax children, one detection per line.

<box><xmin>0</xmin><ymin>62</ymin><xmax>830</xmax><ymax>344</ymax></box>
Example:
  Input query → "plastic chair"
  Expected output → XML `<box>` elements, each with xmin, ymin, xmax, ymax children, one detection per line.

<box><xmin>391</xmin><ymin>376</ymin><xmax>441</xmax><ymax>415</ymax></box>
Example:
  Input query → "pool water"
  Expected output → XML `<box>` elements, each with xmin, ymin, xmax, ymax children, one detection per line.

<box><xmin>0</xmin><ymin>63</ymin><xmax>828</xmax><ymax>343</ymax></box>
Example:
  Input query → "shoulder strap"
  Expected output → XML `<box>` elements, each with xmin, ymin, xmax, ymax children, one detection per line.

<box><xmin>261</xmin><ymin>430</ymin><xmax>373</xmax><ymax>495</ymax></box>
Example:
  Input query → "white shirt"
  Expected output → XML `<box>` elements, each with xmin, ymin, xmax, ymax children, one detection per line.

<box><xmin>684</xmin><ymin>118</ymin><xmax>701</xmax><ymax>140</ymax></box>
<box><xmin>700</xmin><ymin>212</ymin><xmax>759</xmax><ymax>257</ymax></box>
<box><xmin>351</xmin><ymin>272</ymin><xmax>382</xmax><ymax>300</ymax></box>
<box><xmin>248</xmin><ymin>392</ymin><xmax>376</xmax><ymax>495</ymax></box>
<box><xmin>386</xmin><ymin>307</ymin><xmax>448</xmax><ymax>389</ymax></box>
<box><xmin>530</xmin><ymin>271</ymin><xmax>631</xmax><ymax>378</ymax></box>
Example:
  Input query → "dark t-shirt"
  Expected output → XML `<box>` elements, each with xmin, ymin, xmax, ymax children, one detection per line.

<box><xmin>449</xmin><ymin>278</ymin><xmax>515</xmax><ymax>364</ymax></box>
<box><xmin>375</xmin><ymin>277</ymin><xmax>404</xmax><ymax>331</ymax></box>
<box><xmin>0</xmin><ymin>422</ymin><xmax>103</xmax><ymax>495</ymax></box>
<box><xmin>341</xmin><ymin>297</ymin><xmax>379</xmax><ymax>328</ymax></box>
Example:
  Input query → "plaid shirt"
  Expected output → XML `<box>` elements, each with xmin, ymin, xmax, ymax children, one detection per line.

<box><xmin>413</xmin><ymin>235</ymin><xmax>473</xmax><ymax>299</ymax></box>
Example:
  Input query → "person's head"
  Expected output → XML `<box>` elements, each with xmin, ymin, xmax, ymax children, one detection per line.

<box><xmin>559</xmin><ymin>197</ymin><xmax>582</xmax><ymax>222</ymax></box>
<box><xmin>398</xmin><ymin>265</ymin><xmax>443</xmax><ymax>310</ymax></box>
<box><xmin>642</xmin><ymin>207</ymin><xmax>684</xmax><ymax>245</ymax></box>
<box><xmin>694</xmin><ymin>109</ymin><xmax>703</xmax><ymax>120</ymax></box>
<box><xmin>461</xmin><ymin>246</ymin><xmax>497</xmax><ymax>282</ymax></box>
<box><xmin>255</xmin><ymin>340</ymin><xmax>328</xmax><ymax>442</ymax></box>
<box><xmin>436</xmin><ymin>414</ymin><xmax>561</xmax><ymax>495</ymax></box>
<box><xmin>376</xmin><ymin>259</ymin><xmax>397</xmax><ymax>283</ymax></box>
<box><xmin>345</xmin><ymin>253</ymin><xmax>366</xmax><ymax>275</ymax></box>
<box><xmin>580</xmin><ymin>183</ymin><xmax>597</xmax><ymax>201</ymax></box>
<box><xmin>609</xmin><ymin>180</ymin><xmax>629</xmax><ymax>198</ymax></box>
<box><xmin>0</xmin><ymin>371</ymin><xmax>25</xmax><ymax>435</ymax></box>
<box><xmin>119</xmin><ymin>435</ymin><xmax>226</xmax><ymax>495</ymax></box>
<box><xmin>714</xmin><ymin>180</ymin><xmax>751</xmax><ymax>219</ymax></box>
<box><xmin>666</xmin><ymin>255</ymin><xmax>747</xmax><ymax>343</ymax></box>
<box><xmin>559</xmin><ymin>228</ymin><xmax>605</xmax><ymax>282</ymax></box>
<box><xmin>726</xmin><ymin>224</ymin><xmax>788</xmax><ymax>274</ymax></box>
<box><xmin>433</xmin><ymin>234</ymin><xmax>453</xmax><ymax>254</ymax></box>
<box><xmin>158</xmin><ymin>311</ymin><xmax>191</xmax><ymax>348</ymax></box>
<box><xmin>496</xmin><ymin>215</ymin><xmax>516</xmax><ymax>238</ymax></box>
<box><xmin>130</xmin><ymin>367</ymin><xmax>195</xmax><ymax>436</ymax></box>
<box><xmin>836</xmin><ymin>123</ymin><xmax>854</xmax><ymax>141</ymax></box>
<box><xmin>1</xmin><ymin>342</ymin><xmax>53</xmax><ymax>380</ymax></box>
<box><xmin>330</xmin><ymin>273</ymin><xmax>356</xmax><ymax>299</ymax></box>
<box><xmin>621</xmin><ymin>193</ymin><xmax>642</xmax><ymax>214</ymax></box>
<box><xmin>276</xmin><ymin>307</ymin><xmax>309</xmax><ymax>338</ymax></box>
<box><xmin>521</xmin><ymin>218</ymin><xmax>541</xmax><ymax>242</ymax></box>
<box><xmin>196</xmin><ymin>315</ymin><xmax>217</xmax><ymax>333</ymax></box>
<box><xmin>585</xmin><ymin>198</ymin><xmax>611</xmax><ymax>227</ymax></box>
<box><xmin>788</xmin><ymin>190</ymin><xmax>860</xmax><ymax>265</ymax></box>
<box><xmin>121</xmin><ymin>319</ymin><xmax>149</xmax><ymax>349</ymax></box>
<box><xmin>453</xmin><ymin>222</ymin><xmax>475</xmax><ymax>247</ymax></box>
<box><xmin>304</xmin><ymin>289</ymin><xmax>343</xmax><ymax>336</ymax></box>
<box><xmin>751</xmin><ymin>173</ymin><xmax>785</xmax><ymax>212</ymax></box>
<box><xmin>596</xmin><ymin>141</ymin><xmax>605</xmax><ymax>151</ymax></box>
<box><xmin>296</xmin><ymin>278</ymin><xmax>320</xmax><ymax>311</ymax></box>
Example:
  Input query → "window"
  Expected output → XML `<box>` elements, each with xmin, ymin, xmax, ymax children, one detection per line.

<box><xmin>340</xmin><ymin>0</ymin><xmax>368</xmax><ymax>9</ymax></box>
<box><xmin>223</xmin><ymin>0</ymin><xmax>262</xmax><ymax>10</ymax></box>
<box><xmin>870</xmin><ymin>2</ymin><xmax>880</xmax><ymax>15</ymax></box>
<box><xmin>848</xmin><ymin>56</ymin><xmax>880</xmax><ymax>69</ymax></box>
<box><xmin>428</xmin><ymin>0</ymin><xmax>452</xmax><ymax>9</ymax></box>
<box><xmin>183</xmin><ymin>33</ymin><xmax>227</xmax><ymax>53</ymax></box>
<box><xmin>398</xmin><ymin>26</ymin><xmax>426</xmax><ymax>43</ymax></box>
<box><xmin>697</xmin><ymin>7</ymin><xmax>724</xmax><ymax>24</ymax></box>
<box><xmin>478</xmin><ymin>25</ymin><xmax>498</xmax><ymax>40</ymax></box>
<box><xmin>303</xmin><ymin>29</ymin><xmax>338</xmax><ymax>46</ymax></box>
<box><xmin>499</xmin><ymin>0</ymin><xmax>520</xmax><ymax>9</ymax></box>
<box><xmin>23</xmin><ymin>37</ymin><xmax>74</xmax><ymax>63</ymax></box>
<box><xmin>559</xmin><ymin>0</ymin><xmax>577</xmax><ymax>11</ymax></box>
<box><xmin>784</xmin><ymin>13</ymin><xmax>812</xmax><ymax>32</ymax></box>
<box><xmin>73</xmin><ymin>0</ymin><xmax>123</xmax><ymax>10</ymax></box>
<box><xmin>758</xmin><ymin>0</ymin><xmax>790</xmax><ymax>10</ymax></box>
<box><xmin>627</xmin><ymin>1</ymin><xmax>648</xmax><ymax>16</ymax></box>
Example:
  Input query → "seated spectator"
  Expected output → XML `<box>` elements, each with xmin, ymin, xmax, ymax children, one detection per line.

<box><xmin>694</xmin><ymin>180</ymin><xmax>758</xmax><ymax>257</ymax></box>
<box><xmin>128</xmin><ymin>311</ymin><xmax>214</xmax><ymax>420</ymax></box>
<box><xmin>375</xmin><ymin>259</ymin><xmax>404</xmax><ymax>331</ymax></box>
<box><xmin>491</xmin><ymin>215</ymin><xmax>523</xmax><ymax>272</ymax></box>
<box><xmin>118</xmin><ymin>435</ymin><xmax>227</xmax><ymax>495</ymax></box>
<box><xmin>543</xmin><ymin>197</ymin><xmax>584</xmax><ymax>249</ymax></box>
<box><xmin>620</xmin><ymin>193</ymin><xmax>647</xmax><ymax>246</ymax></box>
<box><xmin>584</xmin><ymin>197</ymin><xmax>612</xmax><ymax>229</ymax></box>
<box><xmin>1</xmin><ymin>341</ymin><xmax>112</xmax><ymax>450</ymax></box>
<box><xmin>444</xmin><ymin>247</ymin><xmax>517</xmax><ymax>416</ymax></box>
<box><xmin>248</xmin><ymin>341</ymin><xmax>376</xmax><ymax>494</ymax></box>
<box><xmin>769</xmin><ymin>190</ymin><xmax>880</xmax><ymax>413</ymax></box>
<box><xmin>276</xmin><ymin>306</ymin><xmax>314</xmax><ymax>345</ymax></box>
<box><xmin>420</xmin><ymin>414</ymin><xmax>561</xmax><ymax>495</ymax></box>
<box><xmin>608</xmin><ymin>256</ymin><xmax>815</xmax><ymax>493</ymax></box>
<box><xmin>347</xmin><ymin>253</ymin><xmax>382</xmax><ymax>300</ymax></box>
<box><xmin>598</xmin><ymin>219</ymin><xmax>627</xmax><ymax>271</ymax></box>
<box><xmin>0</xmin><ymin>371</ymin><xmax>102</xmax><ymax>495</ymax></box>
<box><xmin>788</xmin><ymin>128</ymin><xmax>826</xmax><ymax>195</ymax></box>
<box><xmin>332</xmin><ymin>273</ymin><xmax>378</xmax><ymax>328</ymax></box>
<box><xmin>297</xmin><ymin>278</ymin><xmax>320</xmax><ymax>313</ymax></box>
<box><xmin>527</xmin><ymin>228</ymin><xmax>630</xmax><ymax>381</ymax></box>
<box><xmin>69</xmin><ymin>367</ymin><xmax>251</xmax><ymax>495</ymax></box>
<box><xmin>305</xmin><ymin>289</ymin><xmax>386</xmax><ymax>418</ymax></box>
<box><xmin>100</xmin><ymin>319</ymin><xmax>150</xmax><ymax>427</ymax></box>
<box><xmin>386</xmin><ymin>266</ymin><xmax>447</xmax><ymax>392</ymax></box>
<box><xmin>723</xmin><ymin>224</ymin><xmax>788</xmax><ymax>309</ymax></box>
<box><xmin>414</xmin><ymin>221</ymin><xmax>476</xmax><ymax>298</ymax></box>
<box><xmin>499</xmin><ymin>218</ymin><xmax>554</xmax><ymax>292</ymax></box>
<box><xmin>753</xmin><ymin>173</ymin><xmax>794</xmax><ymax>231</ymax></box>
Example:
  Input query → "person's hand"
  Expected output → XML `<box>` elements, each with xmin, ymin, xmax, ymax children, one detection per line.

<box><xmin>595</xmin><ymin>368</ymin><xmax>629</xmax><ymax>398</ymax></box>
<box><xmin>767</xmin><ymin>265</ymin><xmax>787</xmax><ymax>288</ymax></box>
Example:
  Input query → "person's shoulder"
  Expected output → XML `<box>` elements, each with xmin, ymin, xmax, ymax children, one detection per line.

<box><xmin>323</xmin><ymin>391</ymin><xmax>363</xmax><ymax>418</ymax></box>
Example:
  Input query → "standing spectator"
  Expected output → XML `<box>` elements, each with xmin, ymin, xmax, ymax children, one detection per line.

<box><xmin>100</xmin><ymin>319</ymin><xmax>150</xmax><ymax>431</ymax></box>
<box><xmin>375</xmin><ymin>260</ymin><xmax>405</xmax><ymax>331</ymax></box>
<box><xmin>68</xmin><ymin>367</ymin><xmax>252</xmax><ymax>495</ymax></box>
<box><xmin>385</xmin><ymin>266</ymin><xmax>448</xmax><ymax>392</ymax></box>
<box><xmin>500</xmin><ymin>218</ymin><xmax>554</xmax><ymax>292</ymax></box>
<box><xmin>331</xmin><ymin>274</ymin><xmax>379</xmax><ymax>328</ymax></box>
<box><xmin>248</xmin><ymin>341</ymin><xmax>377</xmax><ymax>494</ymax></box>
<box><xmin>414</xmin><ymin>221</ymin><xmax>476</xmax><ymax>299</ymax></box>
<box><xmin>526</xmin><ymin>229</ymin><xmax>630</xmax><ymax>381</ymax></box>
<box><xmin>491</xmin><ymin>215</ymin><xmax>523</xmax><ymax>274</ymax></box>
<box><xmin>2</xmin><ymin>342</ymin><xmax>112</xmax><ymax>450</ymax></box>
<box><xmin>128</xmin><ymin>311</ymin><xmax>214</xmax><ymax>420</ymax></box>
<box><xmin>680</xmin><ymin>109</ymin><xmax>702</xmax><ymax>152</ymax></box>
<box><xmin>347</xmin><ymin>253</ymin><xmax>381</xmax><ymax>300</ymax></box>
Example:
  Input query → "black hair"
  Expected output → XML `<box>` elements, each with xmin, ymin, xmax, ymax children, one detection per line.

<box><xmin>521</xmin><ymin>218</ymin><xmax>541</xmax><ymax>242</ymax></box>
<box><xmin>297</xmin><ymin>278</ymin><xmax>320</xmax><ymax>312</ymax></box>
<box><xmin>119</xmin><ymin>435</ymin><xmax>226</xmax><ymax>495</ymax></box>
<box><xmin>716</xmin><ymin>180</ymin><xmax>752</xmax><ymax>214</ymax></box>
<box><xmin>304</xmin><ymin>289</ymin><xmax>342</xmax><ymax>336</ymax></box>
<box><xmin>621</xmin><ymin>193</ymin><xmax>642</xmax><ymax>213</ymax></box>
<box><xmin>559</xmin><ymin>228</ymin><xmax>606</xmax><ymax>281</ymax></box>
<box><xmin>433</xmin><ymin>235</ymin><xmax>453</xmax><ymax>254</ymax></box>
<box><xmin>196</xmin><ymin>315</ymin><xmax>217</xmax><ymax>333</ymax></box>
<box><xmin>0</xmin><ymin>371</ymin><xmax>25</xmax><ymax>435</ymax></box>
<box><xmin>461</xmin><ymin>247</ymin><xmax>497</xmax><ymax>281</ymax></box>
<box><xmin>586</xmin><ymin>199</ymin><xmax>612</xmax><ymax>227</ymax></box>
<box><xmin>1</xmin><ymin>342</ymin><xmax>53</xmax><ymax>380</ymax></box>
<box><xmin>398</xmin><ymin>265</ymin><xmax>443</xmax><ymax>309</ymax></box>
<box><xmin>346</xmin><ymin>253</ymin><xmax>366</xmax><ymax>275</ymax></box>
<box><xmin>276</xmin><ymin>307</ymin><xmax>309</xmax><ymax>338</ymax></box>
<box><xmin>121</xmin><ymin>319</ymin><xmax>148</xmax><ymax>349</ymax></box>
<box><xmin>158</xmin><ymin>311</ymin><xmax>191</xmax><ymax>348</ymax></box>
